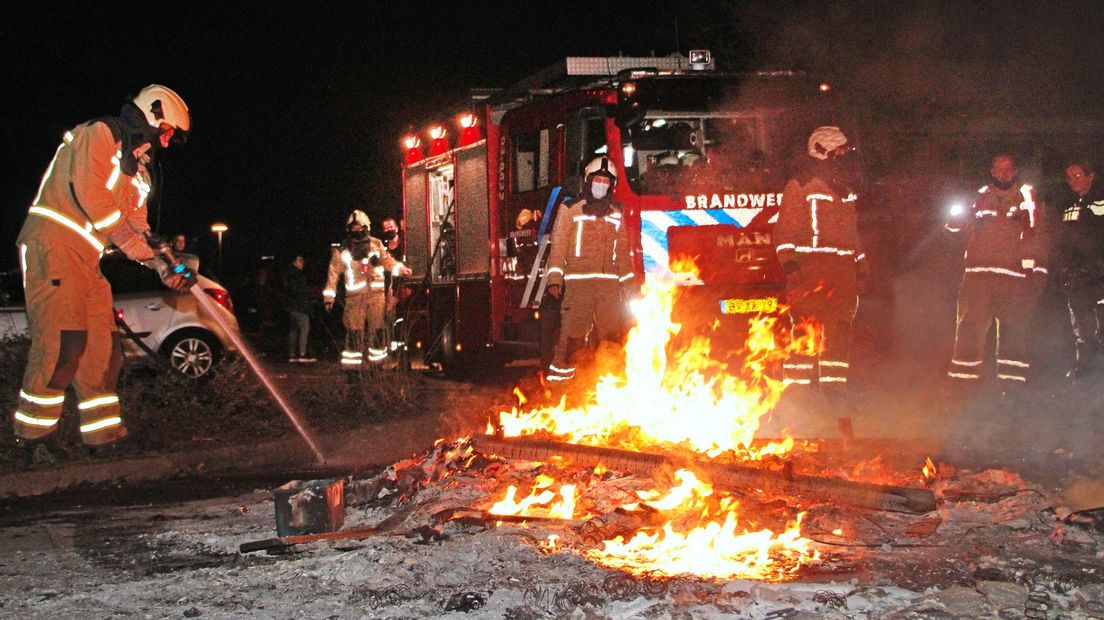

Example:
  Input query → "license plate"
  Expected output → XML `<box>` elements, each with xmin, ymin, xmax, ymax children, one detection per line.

<box><xmin>719</xmin><ymin>296</ymin><xmax>779</xmax><ymax>315</ymax></box>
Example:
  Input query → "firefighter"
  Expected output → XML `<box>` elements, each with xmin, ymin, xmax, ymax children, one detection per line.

<box><xmin>1057</xmin><ymin>159</ymin><xmax>1104</xmax><ymax>381</ymax></box>
<box><xmin>12</xmin><ymin>84</ymin><xmax>193</xmax><ymax>456</ymax></box>
<box><xmin>544</xmin><ymin>156</ymin><xmax>635</xmax><ymax>383</ymax></box>
<box><xmin>323</xmin><ymin>210</ymin><xmax>410</xmax><ymax>367</ymax></box>
<box><xmin>774</xmin><ymin>126</ymin><xmax>867</xmax><ymax>392</ymax></box>
<box><xmin>945</xmin><ymin>153</ymin><xmax>1047</xmax><ymax>390</ymax></box>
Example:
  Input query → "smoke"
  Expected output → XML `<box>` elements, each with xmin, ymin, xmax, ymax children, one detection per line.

<box><xmin>699</xmin><ymin>2</ymin><xmax>1104</xmax><ymax>482</ymax></box>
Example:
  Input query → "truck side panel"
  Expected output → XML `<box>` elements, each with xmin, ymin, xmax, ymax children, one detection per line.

<box><xmin>403</xmin><ymin>164</ymin><xmax>429</xmax><ymax>278</ymax></box>
<box><xmin>455</xmin><ymin>144</ymin><xmax>490</xmax><ymax>276</ymax></box>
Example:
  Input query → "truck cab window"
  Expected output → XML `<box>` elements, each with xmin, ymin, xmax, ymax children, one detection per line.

<box><xmin>565</xmin><ymin>111</ymin><xmax>608</xmax><ymax>178</ymax></box>
<box><xmin>625</xmin><ymin>117</ymin><xmax>705</xmax><ymax>195</ymax></box>
<box><xmin>513</xmin><ymin>133</ymin><xmax>538</xmax><ymax>193</ymax></box>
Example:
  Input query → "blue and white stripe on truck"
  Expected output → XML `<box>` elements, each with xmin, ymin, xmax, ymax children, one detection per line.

<box><xmin>639</xmin><ymin>208</ymin><xmax>763</xmax><ymax>273</ymax></box>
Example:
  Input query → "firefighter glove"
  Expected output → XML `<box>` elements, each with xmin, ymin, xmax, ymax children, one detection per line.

<box><xmin>546</xmin><ymin>284</ymin><xmax>562</xmax><ymax>299</ymax></box>
<box><xmin>324</xmin><ymin>300</ymin><xmax>334</xmax><ymax>312</ymax></box>
<box><xmin>143</xmin><ymin>258</ymin><xmax>195</xmax><ymax>291</ymax></box>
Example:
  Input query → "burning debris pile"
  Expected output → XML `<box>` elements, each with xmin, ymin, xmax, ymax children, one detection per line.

<box><xmin>287</xmin><ymin>432</ymin><xmax>1101</xmax><ymax>618</ymax></box>
<box><xmin>230</xmin><ymin>267</ymin><xmax>1104</xmax><ymax>616</ymax></box>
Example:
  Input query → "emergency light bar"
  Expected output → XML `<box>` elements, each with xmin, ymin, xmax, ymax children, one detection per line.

<box><xmin>688</xmin><ymin>49</ymin><xmax>711</xmax><ymax>69</ymax></box>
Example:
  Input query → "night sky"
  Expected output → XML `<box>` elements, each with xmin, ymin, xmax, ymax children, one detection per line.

<box><xmin>3</xmin><ymin>1</ymin><xmax>1102</xmax><ymax>287</ymax></box>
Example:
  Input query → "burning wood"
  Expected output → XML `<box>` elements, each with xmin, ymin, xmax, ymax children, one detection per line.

<box><xmin>473</xmin><ymin>433</ymin><xmax>935</xmax><ymax>513</ymax></box>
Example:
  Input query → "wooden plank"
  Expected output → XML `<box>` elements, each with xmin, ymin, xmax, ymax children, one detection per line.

<box><xmin>472</xmin><ymin>434</ymin><xmax>936</xmax><ymax>514</ymax></box>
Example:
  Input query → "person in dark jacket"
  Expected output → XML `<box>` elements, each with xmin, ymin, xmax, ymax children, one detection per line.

<box><xmin>1058</xmin><ymin>159</ymin><xmax>1104</xmax><ymax>380</ymax></box>
<box><xmin>285</xmin><ymin>255</ymin><xmax>315</xmax><ymax>363</ymax></box>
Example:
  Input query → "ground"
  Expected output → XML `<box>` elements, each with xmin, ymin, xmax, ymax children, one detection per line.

<box><xmin>2</xmin><ymin>331</ymin><xmax>1104</xmax><ymax>619</ymax></box>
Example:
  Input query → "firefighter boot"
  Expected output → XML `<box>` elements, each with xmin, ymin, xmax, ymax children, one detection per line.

<box><xmin>1067</xmin><ymin>341</ymin><xmax>1099</xmax><ymax>383</ymax></box>
<box><xmin>12</xmin><ymin>435</ymin><xmax>61</xmax><ymax>470</ymax></box>
<box><xmin>543</xmin><ymin>337</ymin><xmax>584</xmax><ymax>403</ymax></box>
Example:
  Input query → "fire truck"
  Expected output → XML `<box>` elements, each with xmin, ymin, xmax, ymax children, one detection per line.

<box><xmin>399</xmin><ymin>52</ymin><xmax>845</xmax><ymax>372</ymax></box>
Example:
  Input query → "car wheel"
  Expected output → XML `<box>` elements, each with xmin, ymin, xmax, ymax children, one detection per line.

<box><xmin>163</xmin><ymin>330</ymin><xmax>221</xmax><ymax>379</ymax></box>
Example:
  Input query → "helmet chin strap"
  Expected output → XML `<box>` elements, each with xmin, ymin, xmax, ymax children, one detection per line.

<box><xmin>118</xmin><ymin>103</ymin><xmax>160</xmax><ymax>176</ymax></box>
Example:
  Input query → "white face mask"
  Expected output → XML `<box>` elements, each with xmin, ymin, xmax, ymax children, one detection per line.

<box><xmin>590</xmin><ymin>179</ymin><xmax>610</xmax><ymax>199</ymax></box>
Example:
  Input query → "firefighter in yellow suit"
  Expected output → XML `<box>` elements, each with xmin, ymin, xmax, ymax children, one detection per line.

<box><xmin>13</xmin><ymin>85</ymin><xmax>192</xmax><ymax>453</ymax></box>
<box><xmin>544</xmin><ymin>157</ymin><xmax>636</xmax><ymax>383</ymax></box>
<box><xmin>774</xmin><ymin>127</ymin><xmax>868</xmax><ymax>392</ymax></box>
<box><xmin>323</xmin><ymin>210</ymin><xmax>410</xmax><ymax>367</ymax></box>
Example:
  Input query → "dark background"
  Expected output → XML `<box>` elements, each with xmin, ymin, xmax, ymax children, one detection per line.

<box><xmin>2</xmin><ymin>0</ymin><xmax>1102</xmax><ymax>287</ymax></box>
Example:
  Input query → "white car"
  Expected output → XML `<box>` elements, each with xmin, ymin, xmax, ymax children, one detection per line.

<box><xmin>100</xmin><ymin>254</ymin><xmax>241</xmax><ymax>379</ymax></box>
<box><xmin>0</xmin><ymin>256</ymin><xmax>241</xmax><ymax>379</ymax></box>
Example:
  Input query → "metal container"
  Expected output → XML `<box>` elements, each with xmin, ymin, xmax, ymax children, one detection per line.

<box><xmin>273</xmin><ymin>479</ymin><xmax>345</xmax><ymax>537</ymax></box>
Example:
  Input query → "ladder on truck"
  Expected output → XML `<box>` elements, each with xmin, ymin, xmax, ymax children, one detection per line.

<box><xmin>519</xmin><ymin>186</ymin><xmax>563</xmax><ymax>309</ymax></box>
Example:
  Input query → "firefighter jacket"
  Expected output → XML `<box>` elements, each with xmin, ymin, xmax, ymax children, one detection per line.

<box><xmin>774</xmin><ymin>175</ymin><xmax>867</xmax><ymax>276</ymax></box>
<box><xmin>945</xmin><ymin>183</ymin><xmax>1046</xmax><ymax>279</ymax></box>
<box><xmin>1057</xmin><ymin>182</ymin><xmax>1104</xmax><ymax>281</ymax></box>
<box><xmin>16</xmin><ymin>121</ymin><xmax>156</xmax><ymax>263</ymax></box>
<box><xmin>324</xmin><ymin>236</ymin><xmax>402</xmax><ymax>299</ymax></box>
<box><xmin>545</xmin><ymin>200</ymin><xmax>634</xmax><ymax>288</ymax></box>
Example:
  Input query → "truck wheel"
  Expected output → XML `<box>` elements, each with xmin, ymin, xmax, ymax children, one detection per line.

<box><xmin>438</xmin><ymin>320</ymin><xmax>462</xmax><ymax>377</ymax></box>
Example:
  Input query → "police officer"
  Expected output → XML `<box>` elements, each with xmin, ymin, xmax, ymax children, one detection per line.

<box><xmin>1058</xmin><ymin>159</ymin><xmax>1104</xmax><ymax>380</ymax></box>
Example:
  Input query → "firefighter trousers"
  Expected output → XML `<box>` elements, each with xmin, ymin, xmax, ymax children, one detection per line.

<box><xmin>949</xmin><ymin>273</ymin><xmax>1034</xmax><ymax>385</ymax></box>
<box><xmin>13</xmin><ymin>241</ymin><xmax>127</xmax><ymax>445</ymax></box>
<box><xmin>550</xmin><ymin>279</ymin><xmax>624</xmax><ymax>376</ymax></box>
<box><xmin>341</xmin><ymin>290</ymin><xmax>386</xmax><ymax>366</ymax></box>
<box><xmin>783</xmin><ymin>257</ymin><xmax>858</xmax><ymax>389</ymax></box>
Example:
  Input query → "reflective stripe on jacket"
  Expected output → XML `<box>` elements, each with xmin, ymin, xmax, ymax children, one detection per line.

<box><xmin>324</xmin><ymin>236</ymin><xmax>402</xmax><ymax>298</ymax></box>
<box><xmin>775</xmin><ymin>176</ymin><xmax>866</xmax><ymax>271</ymax></box>
<box><xmin>17</xmin><ymin>122</ymin><xmax>153</xmax><ymax>261</ymax></box>
<box><xmin>545</xmin><ymin>200</ymin><xmax>634</xmax><ymax>287</ymax></box>
<box><xmin>946</xmin><ymin>184</ymin><xmax>1046</xmax><ymax>277</ymax></box>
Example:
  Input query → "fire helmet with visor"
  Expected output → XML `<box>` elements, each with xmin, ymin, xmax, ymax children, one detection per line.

<box><xmin>346</xmin><ymin>210</ymin><xmax>371</xmax><ymax>238</ymax></box>
<box><xmin>807</xmin><ymin>126</ymin><xmax>849</xmax><ymax>160</ymax></box>
<box><xmin>583</xmin><ymin>156</ymin><xmax>617</xmax><ymax>209</ymax></box>
<box><xmin>133</xmin><ymin>84</ymin><xmax>190</xmax><ymax>146</ymax></box>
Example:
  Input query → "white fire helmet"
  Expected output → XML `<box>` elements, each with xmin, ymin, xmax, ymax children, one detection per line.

<box><xmin>584</xmin><ymin>156</ymin><xmax>618</xmax><ymax>183</ymax></box>
<box><xmin>347</xmin><ymin>210</ymin><xmax>371</xmax><ymax>228</ymax></box>
<box><xmin>807</xmin><ymin>126</ymin><xmax>848</xmax><ymax>160</ymax></box>
<box><xmin>133</xmin><ymin>84</ymin><xmax>191</xmax><ymax>135</ymax></box>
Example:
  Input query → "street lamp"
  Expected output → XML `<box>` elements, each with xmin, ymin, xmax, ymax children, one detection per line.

<box><xmin>210</xmin><ymin>222</ymin><xmax>228</xmax><ymax>272</ymax></box>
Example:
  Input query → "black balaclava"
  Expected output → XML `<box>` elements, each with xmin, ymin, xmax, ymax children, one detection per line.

<box><xmin>817</xmin><ymin>152</ymin><xmax>859</xmax><ymax>197</ymax></box>
<box><xmin>118</xmin><ymin>102</ymin><xmax>161</xmax><ymax>176</ymax></box>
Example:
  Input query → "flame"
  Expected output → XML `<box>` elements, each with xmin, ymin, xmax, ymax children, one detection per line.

<box><xmin>487</xmin><ymin>259</ymin><xmax>823</xmax><ymax>580</ymax></box>
<box><xmin>498</xmin><ymin>262</ymin><xmax>814</xmax><ymax>459</ymax></box>
<box><xmin>488</xmin><ymin>480</ymin><xmax>578</xmax><ymax>520</ymax></box>
<box><xmin>922</xmin><ymin>457</ymin><xmax>938</xmax><ymax>484</ymax></box>
<box><xmin>586</xmin><ymin>470</ymin><xmax>818</xmax><ymax>580</ymax></box>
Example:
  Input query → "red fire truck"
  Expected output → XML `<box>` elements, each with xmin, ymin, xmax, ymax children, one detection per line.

<box><xmin>399</xmin><ymin>52</ymin><xmax>845</xmax><ymax>372</ymax></box>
